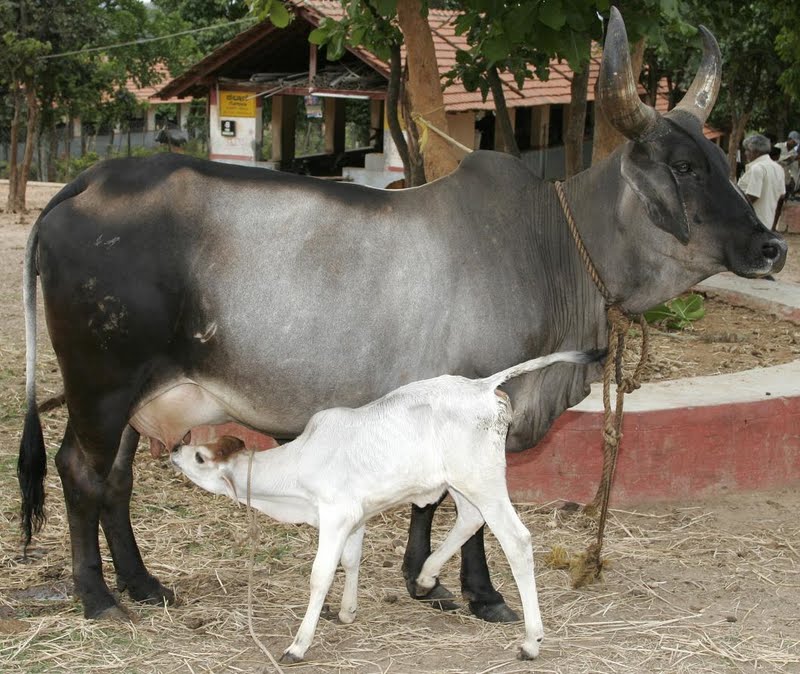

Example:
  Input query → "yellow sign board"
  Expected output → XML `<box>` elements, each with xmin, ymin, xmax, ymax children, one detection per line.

<box><xmin>219</xmin><ymin>91</ymin><xmax>256</xmax><ymax>118</ymax></box>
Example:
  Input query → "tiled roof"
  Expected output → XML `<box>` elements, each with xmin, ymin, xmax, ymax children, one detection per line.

<box><xmin>301</xmin><ymin>1</ymin><xmax>602</xmax><ymax>111</ymax></box>
<box><xmin>134</xmin><ymin>63</ymin><xmax>192</xmax><ymax>104</ymax></box>
<box><xmin>155</xmin><ymin>0</ymin><xmax>722</xmax><ymax>141</ymax></box>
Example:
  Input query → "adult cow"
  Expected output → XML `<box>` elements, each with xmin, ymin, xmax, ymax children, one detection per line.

<box><xmin>18</xmin><ymin>9</ymin><xmax>786</xmax><ymax>623</ymax></box>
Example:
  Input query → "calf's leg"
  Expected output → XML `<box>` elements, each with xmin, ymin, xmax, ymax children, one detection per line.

<box><xmin>403</xmin><ymin>501</ymin><xmax>515</xmax><ymax>620</ymax></box>
<box><xmin>281</xmin><ymin>511</ymin><xmax>354</xmax><ymax>663</ymax></box>
<box><xmin>99</xmin><ymin>425</ymin><xmax>174</xmax><ymax>605</ymax></box>
<box><xmin>401</xmin><ymin>498</ymin><xmax>458</xmax><ymax>611</ymax></box>
<box><xmin>415</xmin><ymin>490</ymin><xmax>484</xmax><ymax>595</ymax></box>
<box><xmin>338</xmin><ymin>525</ymin><xmax>365</xmax><ymax>624</ymax></box>
<box><xmin>472</xmin><ymin>495</ymin><xmax>544</xmax><ymax>660</ymax></box>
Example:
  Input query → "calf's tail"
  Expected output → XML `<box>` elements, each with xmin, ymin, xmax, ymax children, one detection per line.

<box><xmin>481</xmin><ymin>349</ymin><xmax>606</xmax><ymax>391</ymax></box>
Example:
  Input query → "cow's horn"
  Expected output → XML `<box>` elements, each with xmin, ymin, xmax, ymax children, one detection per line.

<box><xmin>671</xmin><ymin>26</ymin><xmax>721</xmax><ymax>125</ymax></box>
<box><xmin>598</xmin><ymin>6</ymin><xmax>659</xmax><ymax>140</ymax></box>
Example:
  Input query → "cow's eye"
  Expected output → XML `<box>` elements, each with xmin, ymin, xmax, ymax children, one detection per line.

<box><xmin>672</xmin><ymin>161</ymin><xmax>692</xmax><ymax>175</ymax></box>
<box><xmin>195</xmin><ymin>453</ymin><xmax>205</xmax><ymax>464</ymax></box>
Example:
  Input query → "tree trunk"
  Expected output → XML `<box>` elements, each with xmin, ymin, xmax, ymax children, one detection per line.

<box><xmin>592</xmin><ymin>37</ymin><xmax>646</xmax><ymax>164</ymax></box>
<box><xmin>564</xmin><ymin>57</ymin><xmax>591</xmax><ymax>177</ymax></box>
<box><xmin>728</xmin><ymin>111</ymin><xmax>750</xmax><ymax>180</ymax></box>
<box><xmin>386</xmin><ymin>43</ymin><xmax>413</xmax><ymax>186</ymax></box>
<box><xmin>487</xmin><ymin>65</ymin><xmax>520</xmax><ymax>157</ymax></box>
<box><xmin>11</xmin><ymin>87</ymin><xmax>41</xmax><ymax>212</ymax></box>
<box><xmin>396</xmin><ymin>0</ymin><xmax>458</xmax><ymax>181</ymax></box>
<box><xmin>400</xmin><ymin>67</ymin><xmax>426</xmax><ymax>187</ymax></box>
<box><xmin>6</xmin><ymin>89</ymin><xmax>22</xmax><ymax>212</ymax></box>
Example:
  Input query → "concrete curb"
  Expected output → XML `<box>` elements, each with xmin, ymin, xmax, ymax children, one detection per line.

<box><xmin>505</xmin><ymin>276</ymin><xmax>800</xmax><ymax>505</ymax></box>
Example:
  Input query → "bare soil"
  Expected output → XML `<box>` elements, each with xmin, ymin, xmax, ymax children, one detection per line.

<box><xmin>0</xmin><ymin>182</ymin><xmax>798</xmax><ymax>673</ymax></box>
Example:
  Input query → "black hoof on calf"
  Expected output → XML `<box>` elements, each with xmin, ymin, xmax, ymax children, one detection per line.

<box><xmin>468</xmin><ymin>599</ymin><xmax>519</xmax><ymax>623</ymax></box>
<box><xmin>406</xmin><ymin>579</ymin><xmax>460</xmax><ymax>612</ymax></box>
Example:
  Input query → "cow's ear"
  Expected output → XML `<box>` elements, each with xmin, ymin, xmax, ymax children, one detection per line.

<box><xmin>620</xmin><ymin>145</ymin><xmax>690</xmax><ymax>244</ymax></box>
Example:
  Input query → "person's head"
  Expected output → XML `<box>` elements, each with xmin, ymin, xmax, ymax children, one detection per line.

<box><xmin>788</xmin><ymin>130</ymin><xmax>800</xmax><ymax>149</ymax></box>
<box><xmin>742</xmin><ymin>134</ymin><xmax>772</xmax><ymax>162</ymax></box>
<box><xmin>770</xmin><ymin>146</ymin><xmax>781</xmax><ymax>161</ymax></box>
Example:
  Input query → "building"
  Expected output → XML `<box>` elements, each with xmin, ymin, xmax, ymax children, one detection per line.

<box><xmin>155</xmin><ymin>0</ymin><xmax>720</xmax><ymax>186</ymax></box>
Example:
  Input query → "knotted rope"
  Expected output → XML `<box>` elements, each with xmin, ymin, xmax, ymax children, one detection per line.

<box><xmin>554</xmin><ymin>181</ymin><xmax>650</xmax><ymax>588</ymax></box>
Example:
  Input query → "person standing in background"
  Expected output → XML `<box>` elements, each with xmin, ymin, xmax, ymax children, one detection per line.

<box><xmin>775</xmin><ymin>130</ymin><xmax>800</xmax><ymax>200</ymax></box>
<box><xmin>738</xmin><ymin>134</ymin><xmax>786</xmax><ymax>232</ymax></box>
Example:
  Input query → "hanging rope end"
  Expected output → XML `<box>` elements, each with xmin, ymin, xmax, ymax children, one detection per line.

<box><xmin>570</xmin><ymin>541</ymin><xmax>606</xmax><ymax>589</ymax></box>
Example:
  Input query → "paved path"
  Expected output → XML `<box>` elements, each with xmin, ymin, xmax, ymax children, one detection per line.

<box><xmin>574</xmin><ymin>273</ymin><xmax>800</xmax><ymax>412</ymax></box>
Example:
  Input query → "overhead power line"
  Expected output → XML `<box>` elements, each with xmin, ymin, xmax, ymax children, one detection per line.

<box><xmin>39</xmin><ymin>17</ymin><xmax>256</xmax><ymax>60</ymax></box>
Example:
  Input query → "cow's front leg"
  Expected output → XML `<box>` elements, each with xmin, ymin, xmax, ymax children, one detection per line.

<box><xmin>55</xmin><ymin>423</ymin><xmax>125</xmax><ymax>619</ymax></box>
<box><xmin>100</xmin><ymin>425</ymin><xmax>174</xmax><ymax>606</ymax></box>
<box><xmin>460</xmin><ymin>526</ymin><xmax>519</xmax><ymax>622</ymax></box>
<box><xmin>402</xmin><ymin>500</ymin><xmax>460</xmax><ymax>611</ymax></box>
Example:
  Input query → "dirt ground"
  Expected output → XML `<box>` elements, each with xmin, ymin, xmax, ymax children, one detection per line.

<box><xmin>0</xmin><ymin>182</ymin><xmax>799</xmax><ymax>673</ymax></box>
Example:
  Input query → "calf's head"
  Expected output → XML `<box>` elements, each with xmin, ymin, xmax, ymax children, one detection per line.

<box><xmin>171</xmin><ymin>435</ymin><xmax>247</xmax><ymax>501</ymax></box>
<box><xmin>597</xmin><ymin>8</ymin><xmax>786</xmax><ymax>310</ymax></box>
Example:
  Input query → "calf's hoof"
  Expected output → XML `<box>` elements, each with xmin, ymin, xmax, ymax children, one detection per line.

<box><xmin>468</xmin><ymin>599</ymin><xmax>519</xmax><ymax>623</ymax></box>
<box><xmin>338</xmin><ymin>608</ymin><xmax>357</xmax><ymax>625</ymax></box>
<box><xmin>406</xmin><ymin>578</ymin><xmax>460</xmax><ymax>612</ymax></box>
<box><xmin>518</xmin><ymin>636</ymin><xmax>543</xmax><ymax>660</ymax></box>
<box><xmin>280</xmin><ymin>650</ymin><xmax>303</xmax><ymax>664</ymax></box>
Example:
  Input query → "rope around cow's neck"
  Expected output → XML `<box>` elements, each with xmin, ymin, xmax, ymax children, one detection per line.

<box><xmin>246</xmin><ymin>448</ymin><xmax>286</xmax><ymax>674</ymax></box>
<box><xmin>554</xmin><ymin>180</ymin><xmax>649</xmax><ymax>588</ymax></box>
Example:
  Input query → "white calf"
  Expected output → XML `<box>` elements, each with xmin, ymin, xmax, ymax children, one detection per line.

<box><xmin>171</xmin><ymin>350</ymin><xmax>600</xmax><ymax>663</ymax></box>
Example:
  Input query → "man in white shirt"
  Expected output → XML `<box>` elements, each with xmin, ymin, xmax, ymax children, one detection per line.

<box><xmin>738</xmin><ymin>134</ymin><xmax>786</xmax><ymax>230</ymax></box>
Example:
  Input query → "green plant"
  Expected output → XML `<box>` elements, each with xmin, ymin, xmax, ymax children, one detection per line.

<box><xmin>644</xmin><ymin>292</ymin><xmax>706</xmax><ymax>330</ymax></box>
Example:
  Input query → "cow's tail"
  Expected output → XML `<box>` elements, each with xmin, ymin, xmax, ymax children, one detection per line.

<box><xmin>19</xmin><ymin>219</ymin><xmax>47</xmax><ymax>550</ymax></box>
<box><xmin>18</xmin><ymin>174</ymin><xmax>91</xmax><ymax>549</ymax></box>
<box><xmin>480</xmin><ymin>349</ymin><xmax>606</xmax><ymax>392</ymax></box>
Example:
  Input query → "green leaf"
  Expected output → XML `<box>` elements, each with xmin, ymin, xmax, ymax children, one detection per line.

<box><xmin>269</xmin><ymin>2</ymin><xmax>291</xmax><ymax>28</ymax></box>
<box><xmin>483</xmin><ymin>35</ymin><xmax>510</xmax><ymax>64</ymax></box>
<box><xmin>308</xmin><ymin>27</ymin><xmax>329</xmax><ymax>45</ymax></box>
<box><xmin>538</xmin><ymin>1</ymin><xmax>566</xmax><ymax>31</ymax></box>
<box><xmin>372</xmin><ymin>0</ymin><xmax>397</xmax><ymax>17</ymax></box>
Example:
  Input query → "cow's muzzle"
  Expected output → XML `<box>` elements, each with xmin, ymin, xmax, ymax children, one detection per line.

<box><xmin>762</xmin><ymin>235</ymin><xmax>788</xmax><ymax>274</ymax></box>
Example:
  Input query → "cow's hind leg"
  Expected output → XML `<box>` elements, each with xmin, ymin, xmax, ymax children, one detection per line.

<box><xmin>460</xmin><ymin>526</ymin><xmax>518</xmax><ymax>622</ymax></box>
<box><xmin>100</xmin><ymin>425</ymin><xmax>174</xmax><ymax>606</ymax></box>
<box><xmin>55</xmin><ymin>422</ymin><xmax>126</xmax><ymax>619</ymax></box>
<box><xmin>402</xmin><ymin>498</ymin><xmax>459</xmax><ymax>611</ymax></box>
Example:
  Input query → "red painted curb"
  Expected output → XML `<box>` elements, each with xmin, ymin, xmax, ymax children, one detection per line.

<box><xmin>506</xmin><ymin>395</ymin><xmax>800</xmax><ymax>505</ymax></box>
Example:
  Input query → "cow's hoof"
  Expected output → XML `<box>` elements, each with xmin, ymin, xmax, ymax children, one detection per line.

<box><xmin>320</xmin><ymin>603</ymin><xmax>337</xmax><ymax>621</ymax></box>
<box><xmin>280</xmin><ymin>650</ymin><xmax>303</xmax><ymax>664</ymax></box>
<box><xmin>94</xmin><ymin>604</ymin><xmax>136</xmax><ymax>623</ymax></box>
<box><xmin>122</xmin><ymin>576</ymin><xmax>176</xmax><ymax>606</ymax></box>
<box><xmin>408</xmin><ymin>580</ymin><xmax>460</xmax><ymax>612</ymax></box>
<box><xmin>468</xmin><ymin>599</ymin><xmax>519</xmax><ymax>623</ymax></box>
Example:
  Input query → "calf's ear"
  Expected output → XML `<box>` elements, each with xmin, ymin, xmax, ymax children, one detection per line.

<box><xmin>620</xmin><ymin>144</ymin><xmax>690</xmax><ymax>244</ymax></box>
<box><xmin>215</xmin><ymin>435</ymin><xmax>246</xmax><ymax>459</ymax></box>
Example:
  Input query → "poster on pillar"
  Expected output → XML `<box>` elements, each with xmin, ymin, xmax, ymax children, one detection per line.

<box><xmin>209</xmin><ymin>90</ymin><xmax>262</xmax><ymax>164</ymax></box>
<box><xmin>219</xmin><ymin>91</ymin><xmax>257</xmax><ymax>118</ymax></box>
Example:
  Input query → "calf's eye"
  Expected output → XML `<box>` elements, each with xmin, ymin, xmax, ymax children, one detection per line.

<box><xmin>195</xmin><ymin>453</ymin><xmax>205</xmax><ymax>464</ymax></box>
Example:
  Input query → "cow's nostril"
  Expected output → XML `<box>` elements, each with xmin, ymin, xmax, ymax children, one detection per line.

<box><xmin>762</xmin><ymin>243</ymin><xmax>780</xmax><ymax>260</ymax></box>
